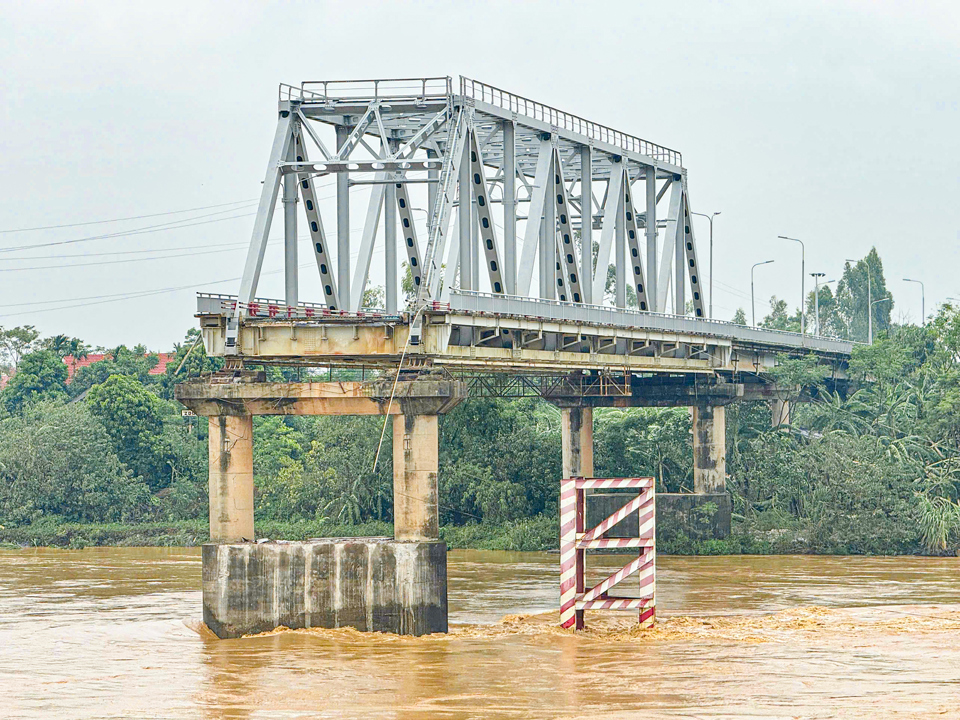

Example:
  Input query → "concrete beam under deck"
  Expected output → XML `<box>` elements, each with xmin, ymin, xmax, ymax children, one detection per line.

<box><xmin>175</xmin><ymin>379</ymin><xmax>466</xmax><ymax>417</ymax></box>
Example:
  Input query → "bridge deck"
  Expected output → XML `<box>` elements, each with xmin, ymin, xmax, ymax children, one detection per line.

<box><xmin>197</xmin><ymin>292</ymin><xmax>852</xmax><ymax>376</ymax></box>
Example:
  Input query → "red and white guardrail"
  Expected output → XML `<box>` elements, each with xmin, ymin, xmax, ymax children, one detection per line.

<box><xmin>202</xmin><ymin>296</ymin><xmax>450</xmax><ymax>320</ymax></box>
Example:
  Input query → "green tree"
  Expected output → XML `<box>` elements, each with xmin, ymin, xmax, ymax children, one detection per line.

<box><xmin>1</xmin><ymin>350</ymin><xmax>68</xmax><ymax>414</ymax></box>
<box><xmin>362</xmin><ymin>285</ymin><xmax>385</xmax><ymax>309</ymax></box>
<box><xmin>157</xmin><ymin>328</ymin><xmax>224</xmax><ymax>399</ymax></box>
<box><xmin>0</xmin><ymin>401</ymin><xmax>150</xmax><ymax>524</ymax></box>
<box><xmin>0</xmin><ymin>325</ymin><xmax>40</xmax><ymax>371</ymax></box>
<box><xmin>761</xmin><ymin>296</ymin><xmax>802</xmax><ymax>332</ymax></box>
<box><xmin>86</xmin><ymin>375</ymin><xmax>168</xmax><ymax>490</ymax></box>
<box><xmin>805</xmin><ymin>284</ymin><xmax>844</xmax><ymax>337</ymax></box>
<box><xmin>603</xmin><ymin>264</ymin><xmax>639</xmax><ymax>308</ymax></box>
<box><xmin>594</xmin><ymin>407</ymin><xmax>693</xmax><ymax>492</ymax></box>
<box><xmin>69</xmin><ymin>347</ymin><xmax>161</xmax><ymax>397</ymax></box>
<box><xmin>440</xmin><ymin>398</ymin><xmax>561</xmax><ymax>523</ymax></box>
<box><xmin>732</xmin><ymin>308</ymin><xmax>747</xmax><ymax>325</ymax></box>
<box><xmin>836</xmin><ymin>249</ymin><xmax>892</xmax><ymax>341</ymax></box>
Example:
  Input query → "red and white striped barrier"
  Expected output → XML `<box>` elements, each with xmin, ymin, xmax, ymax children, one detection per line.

<box><xmin>559</xmin><ymin>476</ymin><xmax>656</xmax><ymax>631</ymax></box>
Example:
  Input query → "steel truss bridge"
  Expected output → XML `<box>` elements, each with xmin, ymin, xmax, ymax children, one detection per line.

<box><xmin>198</xmin><ymin>76</ymin><xmax>852</xmax><ymax>385</ymax></box>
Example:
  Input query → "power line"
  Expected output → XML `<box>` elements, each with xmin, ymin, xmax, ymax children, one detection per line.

<box><xmin>0</xmin><ymin>198</ymin><xmax>259</xmax><ymax>234</ymax></box>
<box><xmin>0</xmin><ymin>207</ymin><xmax>257</xmax><ymax>254</ymax></box>
<box><xmin>0</xmin><ymin>263</ymin><xmax>316</xmax><ymax>320</ymax></box>
<box><xmin>0</xmin><ymin>245</ymin><xmax>253</xmax><ymax>272</ymax></box>
<box><xmin>0</xmin><ymin>239</ymin><xmax>250</xmax><ymax>261</ymax></box>
<box><xmin>0</xmin><ymin>180</ymin><xmax>344</xmax><ymax>254</ymax></box>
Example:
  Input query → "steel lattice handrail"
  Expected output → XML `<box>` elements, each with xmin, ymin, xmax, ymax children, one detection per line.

<box><xmin>460</xmin><ymin>76</ymin><xmax>682</xmax><ymax>167</ymax></box>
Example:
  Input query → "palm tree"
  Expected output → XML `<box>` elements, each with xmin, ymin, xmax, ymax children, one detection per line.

<box><xmin>48</xmin><ymin>334</ymin><xmax>70</xmax><ymax>357</ymax></box>
<box><xmin>67</xmin><ymin>338</ymin><xmax>88</xmax><ymax>362</ymax></box>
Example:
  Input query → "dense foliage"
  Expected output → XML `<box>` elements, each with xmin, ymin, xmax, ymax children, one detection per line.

<box><xmin>1</xmin><ymin>251</ymin><xmax>959</xmax><ymax>555</ymax></box>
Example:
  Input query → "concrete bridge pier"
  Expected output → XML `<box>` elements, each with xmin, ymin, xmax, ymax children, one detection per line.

<box><xmin>177</xmin><ymin>378</ymin><xmax>465</xmax><ymax>639</ymax></box>
<box><xmin>771</xmin><ymin>398</ymin><xmax>791</xmax><ymax>426</ymax></box>
<box><xmin>561</xmin><ymin>406</ymin><xmax>594</xmax><ymax>479</ymax></box>
<box><xmin>207</xmin><ymin>414</ymin><xmax>255</xmax><ymax>543</ymax></box>
<box><xmin>393</xmin><ymin>411</ymin><xmax>440</xmax><ymax>541</ymax></box>
<box><xmin>692</xmin><ymin>404</ymin><xmax>725</xmax><ymax>494</ymax></box>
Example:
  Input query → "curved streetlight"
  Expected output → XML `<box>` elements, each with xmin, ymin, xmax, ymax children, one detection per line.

<box><xmin>691</xmin><ymin>211</ymin><xmax>720</xmax><ymax>319</ymax></box>
<box><xmin>903</xmin><ymin>278</ymin><xmax>925</xmax><ymax>326</ymax></box>
<box><xmin>751</xmin><ymin>260</ymin><xmax>775</xmax><ymax>326</ymax></box>
<box><xmin>779</xmin><ymin>236</ymin><xmax>805</xmax><ymax>334</ymax></box>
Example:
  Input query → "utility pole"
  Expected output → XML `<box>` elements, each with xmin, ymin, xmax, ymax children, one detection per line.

<box><xmin>811</xmin><ymin>272</ymin><xmax>825</xmax><ymax>336</ymax></box>
<box><xmin>903</xmin><ymin>278</ymin><xmax>925</xmax><ymax>326</ymax></box>
<box><xmin>779</xmin><ymin>236</ymin><xmax>805</xmax><ymax>334</ymax></box>
<box><xmin>751</xmin><ymin>259</ymin><xmax>775</xmax><ymax>326</ymax></box>
<box><xmin>691</xmin><ymin>211</ymin><xmax>720</xmax><ymax>319</ymax></box>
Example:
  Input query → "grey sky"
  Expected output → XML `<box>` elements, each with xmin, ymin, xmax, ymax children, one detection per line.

<box><xmin>1</xmin><ymin>0</ymin><xmax>957</xmax><ymax>350</ymax></box>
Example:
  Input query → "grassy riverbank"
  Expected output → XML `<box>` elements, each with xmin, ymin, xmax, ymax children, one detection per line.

<box><xmin>0</xmin><ymin>516</ymin><xmax>776</xmax><ymax>554</ymax></box>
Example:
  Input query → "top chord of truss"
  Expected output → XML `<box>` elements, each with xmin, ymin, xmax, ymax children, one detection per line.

<box><xmin>278</xmin><ymin>75</ymin><xmax>683</xmax><ymax>177</ymax></box>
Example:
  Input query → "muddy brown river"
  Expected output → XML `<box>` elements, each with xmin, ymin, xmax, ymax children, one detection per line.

<box><xmin>1</xmin><ymin>548</ymin><xmax>958</xmax><ymax>718</ymax></box>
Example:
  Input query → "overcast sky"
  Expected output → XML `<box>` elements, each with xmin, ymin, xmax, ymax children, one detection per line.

<box><xmin>1</xmin><ymin>0</ymin><xmax>957</xmax><ymax>350</ymax></box>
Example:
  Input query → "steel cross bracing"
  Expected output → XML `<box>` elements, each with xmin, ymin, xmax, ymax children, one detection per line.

<box><xmin>208</xmin><ymin>75</ymin><xmax>852</xmax><ymax>376</ymax></box>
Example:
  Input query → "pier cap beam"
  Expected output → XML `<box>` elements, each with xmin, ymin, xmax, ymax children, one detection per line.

<box><xmin>176</xmin><ymin>378</ymin><xmax>466</xmax><ymax>417</ymax></box>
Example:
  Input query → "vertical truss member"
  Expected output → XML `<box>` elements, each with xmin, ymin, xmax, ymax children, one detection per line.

<box><xmin>467</xmin><ymin>128</ymin><xmax>505</xmax><ymax>294</ymax></box>
<box><xmin>622</xmin><ymin>173</ymin><xmax>649</xmax><ymax>311</ymax></box>
<box><xmin>294</xmin><ymin>132</ymin><xmax>340</xmax><ymax>310</ymax></box>
<box><xmin>552</xmin><ymin>147</ymin><xmax>584</xmax><ymax>303</ymax></box>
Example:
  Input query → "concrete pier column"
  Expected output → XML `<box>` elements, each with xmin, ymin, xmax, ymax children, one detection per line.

<box><xmin>561</xmin><ymin>406</ymin><xmax>594</xmax><ymax>479</ymax></box>
<box><xmin>692</xmin><ymin>404</ymin><xmax>726</xmax><ymax>494</ymax></box>
<box><xmin>392</xmin><ymin>413</ymin><xmax>440</xmax><ymax>541</ymax></box>
<box><xmin>208</xmin><ymin>414</ymin><xmax>254</xmax><ymax>543</ymax></box>
<box><xmin>771</xmin><ymin>398</ymin><xmax>791</xmax><ymax>427</ymax></box>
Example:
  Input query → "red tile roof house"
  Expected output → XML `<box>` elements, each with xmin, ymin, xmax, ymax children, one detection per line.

<box><xmin>0</xmin><ymin>353</ymin><xmax>175</xmax><ymax>391</ymax></box>
<box><xmin>61</xmin><ymin>353</ymin><xmax>176</xmax><ymax>383</ymax></box>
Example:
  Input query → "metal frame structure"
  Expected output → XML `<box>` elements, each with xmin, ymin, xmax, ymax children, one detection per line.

<box><xmin>197</xmin><ymin>75</ymin><xmax>852</xmax><ymax>381</ymax></box>
<box><xmin>560</xmin><ymin>476</ymin><xmax>656</xmax><ymax>630</ymax></box>
<box><xmin>225</xmin><ymin>76</ymin><xmax>708</xmax><ymax>350</ymax></box>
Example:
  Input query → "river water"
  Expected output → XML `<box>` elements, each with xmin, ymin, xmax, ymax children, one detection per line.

<box><xmin>1</xmin><ymin>548</ymin><xmax>959</xmax><ymax>719</ymax></box>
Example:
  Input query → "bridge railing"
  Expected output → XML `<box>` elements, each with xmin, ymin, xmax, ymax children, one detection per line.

<box><xmin>448</xmin><ymin>290</ymin><xmax>853</xmax><ymax>355</ymax></box>
<box><xmin>280</xmin><ymin>77</ymin><xmax>452</xmax><ymax>103</ymax></box>
<box><xmin>460</xmin><ymin>76</ymin><xmax>682</xmax><ymax>167</ymax></box>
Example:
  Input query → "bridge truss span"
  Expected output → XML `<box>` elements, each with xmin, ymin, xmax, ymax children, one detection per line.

<box><xmin>204</xmin><ymin>74</ymin><xmax>851</xmax><ymax>381</ymax></box>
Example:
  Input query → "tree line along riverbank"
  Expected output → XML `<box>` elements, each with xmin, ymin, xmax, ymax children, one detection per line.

<box><xmin>2</xmin><ymin>252</ymin><xmax>959</xmax><ymax>556</ymax></box>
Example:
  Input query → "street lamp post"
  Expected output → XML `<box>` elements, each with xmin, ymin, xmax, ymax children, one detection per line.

<box><xmin>870</xmin><ymin>296</ymin><xmax>891</xmax><ymax>344</ymax></box>
<box><xmin>751</xmin><ymin>260</ymin><xmax>775</xmax><ymax>326</ymax></box>
<box><xmin>779</xmin><ymin>236</ymin><xmax>805</xmax><ymax>334</ymax></box>
<box><xmin>903</xmin><ymin>278</ymin><xmax>925</xmax><ymax>326</ymax></box>
<box><xmin>811</xmin><ymin>272</ymin><xmax>826</xmax><ymax>336</ymax></box>
<box><xmin>691</xmin><ymin>211</ymin><xmax>720</xmax><ymax>319</ymax></box>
